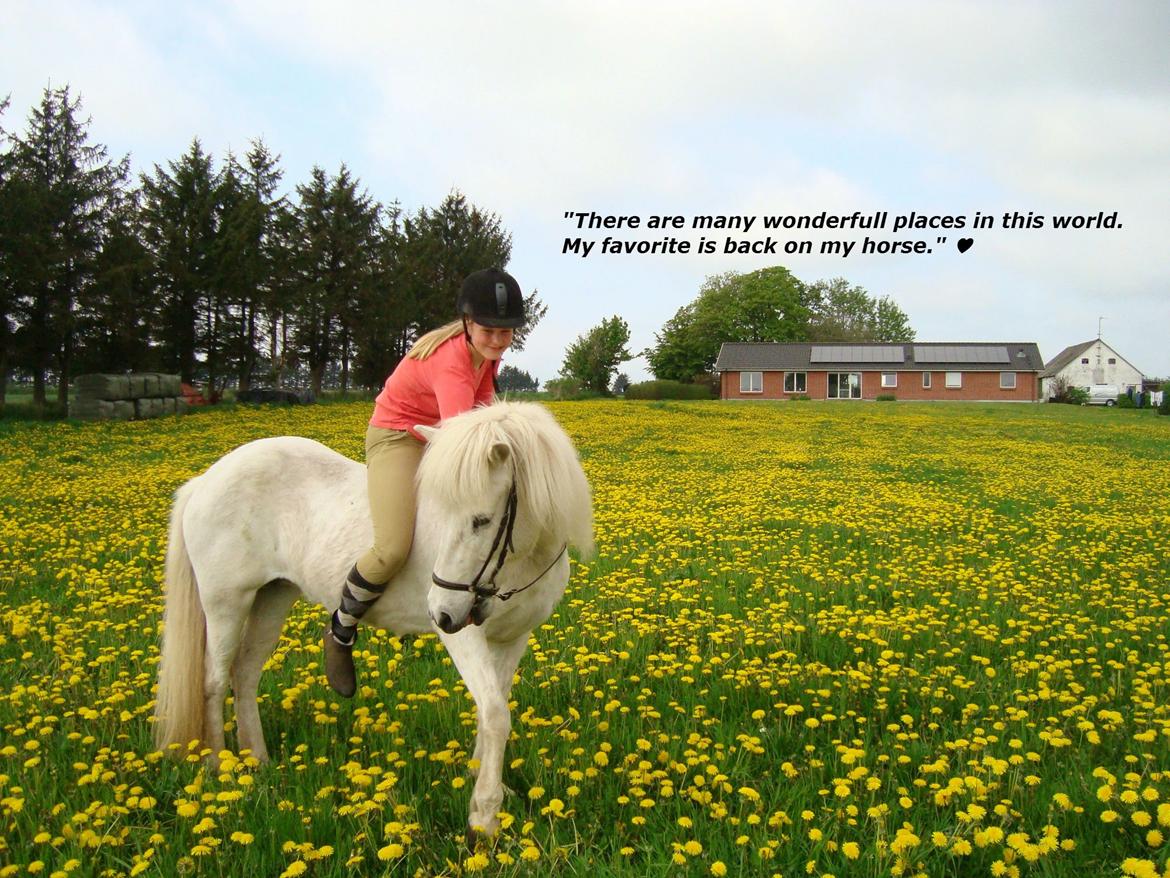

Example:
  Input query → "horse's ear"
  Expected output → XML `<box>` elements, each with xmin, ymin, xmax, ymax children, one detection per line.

<box><xmin>488</xmin><ymin>442</ymin><xmax>511</xmax><ymax>467</ymax></box>
<box><xmin>415</xmin><ymin>424</ymin><xmax>439</xmax><ymax>442</ymax></box>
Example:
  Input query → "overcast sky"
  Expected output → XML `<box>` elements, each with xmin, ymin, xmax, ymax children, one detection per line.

<box><xmin>5</xmin><ymin>1</ymin><xmax>1168</xmax><ymax>384</ymax></box>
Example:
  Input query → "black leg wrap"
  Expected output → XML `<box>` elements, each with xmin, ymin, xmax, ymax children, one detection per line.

<box><xmin>330</xmin><ymin>610</ymin><xmax>356</xmax><ymax>646</ymax></box>
<box><xmin>333</xmin><ymin>564</ymin><xmax>388</xmax><ymax>643</ymax></box>
<box><xmin>347</xmin><ymin>564</ymin><xmax>386</xmax><ymax>595</ymax></box>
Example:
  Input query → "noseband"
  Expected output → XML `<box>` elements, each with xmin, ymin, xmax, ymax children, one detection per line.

<box><xmin>431</xmin><ymin>480</ymin><xmax>567</xmax><ymax>605</ymax></box>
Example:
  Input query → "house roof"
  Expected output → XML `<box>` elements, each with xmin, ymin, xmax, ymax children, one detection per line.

<box><xmin>1040</xmin><ymin>340</ymin><xmax>1096</xmax><ymax>378</ymax></box>
<box><xmin>714</xmin><ymin>342</ymin><xmax>1045</xmax><ymax>372</ymax></box>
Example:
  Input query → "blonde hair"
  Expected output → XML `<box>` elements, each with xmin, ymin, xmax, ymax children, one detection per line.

<box><xmin>406</xmin><ymin>320</ymin><xmax>465</xmax><ymax>360</ymax></box>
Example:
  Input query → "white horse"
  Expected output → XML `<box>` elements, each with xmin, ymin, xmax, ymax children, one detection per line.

<box><xmin>153</xmin><ymin>401</ymin><xmax>593</xmax><ymax>834</ymax></box>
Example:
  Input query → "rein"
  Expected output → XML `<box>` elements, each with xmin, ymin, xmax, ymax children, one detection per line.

<box><xmin>431</xmin><ymin>480</ymin><xmax>567</xmax><ymax>604</ymax></box>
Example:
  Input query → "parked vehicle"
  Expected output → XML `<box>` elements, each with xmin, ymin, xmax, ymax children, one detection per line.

<box><xmin>1082</xmin><ymin>384</ymin><xmax>1120</xmax><ymax>406</ymax></box>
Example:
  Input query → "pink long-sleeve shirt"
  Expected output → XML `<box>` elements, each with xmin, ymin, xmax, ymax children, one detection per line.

<box><xmin>369</xmin><ymin>333</ymin><xmax>497</xmax><ymax>440</ymax></box>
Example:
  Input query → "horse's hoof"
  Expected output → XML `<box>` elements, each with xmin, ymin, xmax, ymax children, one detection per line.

<box><xmin>466</xmin><ymin>821</ymin><xmax>499</xmax><ymax>848</ymax></box>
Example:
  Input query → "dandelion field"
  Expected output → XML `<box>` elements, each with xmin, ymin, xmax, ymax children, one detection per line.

<box><xmin>1</xmin><ymin>400</ymin><xmax>1169</xmax><ymax>878</ymax></box>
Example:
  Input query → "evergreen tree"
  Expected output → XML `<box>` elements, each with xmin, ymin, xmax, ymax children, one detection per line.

<box><xmin>213</xmin><ymin>141</ymin><xmax>285</xmax><ymax>391</ymax></box>
<box><xmin>76</xmin><ymin>190</ymin><xmax>154</xmax><ymax>372</ymax></box>
<box><xmin>351</xmin><ymin>200</ymin><xmax>411</xmax><ymax>390</ymax></box>
<box><xmin>400</xmin><ymin>190</ymin><xmax>512</xmax><ymax>337</ymax></box>
<box><xmin>498</xmin><ymin>364</ymin><xmax>539</xmax><ymax>393</ymax></box>
<box><xmin>140</xmin><ymin>138</ymin><xmax>221</xmax><ymax>383</ymax></box>
<box><xmin>0</xmin><ymin>96</ymin><xmax>18</xmax><ymax>411</ymax></box>
<box><xmin>512</xmin><ymin>290</ymin><xmax>547</xmax><ymax>353</ymax></box>
<box><xmin>263</xmin><ymin>200</ymin><xmax>299</xmax><ymax>388</ymax></box>
<box><xmin>289</xmin><ymin>165</ymin><xmax>381</xmax><ymax>396</ymax></box>
<box><xmin>8</xmin><ymin>86</ymin><xmax>129</xmax><ymax>411</ymax></box>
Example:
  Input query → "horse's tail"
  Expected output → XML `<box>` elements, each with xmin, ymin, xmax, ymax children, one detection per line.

<box><xmin>153</xmin><ymin>477</ymin><xmax>207</xmax><ymax>755</ymax></box>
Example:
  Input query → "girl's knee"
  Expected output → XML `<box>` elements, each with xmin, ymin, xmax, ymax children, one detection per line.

<box><xmin>357</xmin><ymin>542</ymin><xmax>412</xmax><ymax>584</ymax></box>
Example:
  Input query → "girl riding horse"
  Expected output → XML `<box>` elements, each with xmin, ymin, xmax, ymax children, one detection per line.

<box><xmin>323</xmin><ymin>267</ymin><xmax>527</xmax><ymax>697</ymax></box>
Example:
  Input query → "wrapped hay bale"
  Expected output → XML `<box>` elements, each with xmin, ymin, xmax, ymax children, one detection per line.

<box><xmin>162</xmin><ymin>398</ymin><xmax>177</xmax><ymax>414</ymax></box>
<box><xmin>73</xmin><ymin>373</ymin><xmax>131</xmax><ymax>401</ymax></box>
<box><xmin>141</xmin><ymin>373</ymin><xmax>161</xmax><ymax>398</ymax></box>
<box><xmin>111</xmin><ymin>400</ymin><xmax>136</xmax><ymax>421</ymax></box>
<box><xmin>134</xmin><ymin>398</ymin><xmax>161</xmax><ymax>419</ymax></box>
<box><xmin>175</xmin><ymin>397</ymin><xmax>190</xmax><ymax>416</ymax></box>
<box><xmin>127</xmin><ymin>375</ymin><xmax>149</xmax><ymax>399</ymax></box>
<box><xmin>158</xmin><ymin>374</ymin><xmax>182</xmax><ymax>396</ymax></box>
<box><xmin>69</xmin><ymin>399</ymin><xmax>114</xmax><ymax>420</ymax></box>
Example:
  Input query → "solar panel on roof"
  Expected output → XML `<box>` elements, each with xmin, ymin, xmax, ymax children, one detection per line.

<box><xmin>914</xmin><ymin>345</ymin><xmax>1010</xmax><ymax>364</ymax></box>
<box><xmin>811</xmin><ymin>345</ymin><xmax>904</xmax><ymax>363</ymax></box>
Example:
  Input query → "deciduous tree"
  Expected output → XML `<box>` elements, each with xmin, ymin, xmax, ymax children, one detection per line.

<box><xmin>647</xmin><ymin>267</ymin><xmax>813</xmax><ymax>381</ymax></box>
<box><xmin>561</xmin><ymin>315</ymin><xmax>631</xmax><ymax>394</ymax></box>
<box><xmin>808</xmin><ymin>277</ymin><xmax>915</xmax><ymax>342</ymax></box>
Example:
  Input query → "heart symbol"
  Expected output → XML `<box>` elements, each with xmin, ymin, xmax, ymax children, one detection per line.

<box><xmin>957</xmin><ymin>238</ymin><xmax>974</xmax><ymax>253</ymax></box>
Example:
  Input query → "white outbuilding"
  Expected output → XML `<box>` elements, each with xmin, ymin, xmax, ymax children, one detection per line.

<box><xmin>1040</xmin><ymin>339</ymin><xmax>1144</xmax><ymax>399</ymax></box>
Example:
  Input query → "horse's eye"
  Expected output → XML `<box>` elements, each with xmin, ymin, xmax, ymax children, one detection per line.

<box><xmin>472</xmin><ymin>515</ymin><xmax>491</xmax><ymax>530</ymax></box>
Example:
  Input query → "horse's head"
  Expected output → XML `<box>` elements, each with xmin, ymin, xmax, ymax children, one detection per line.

<box><xmin>415</xmin><ymin>403</ymin><xmax>594</xmax><ymax>636</ymax></box>
<box><xmin>417</xmin><ymin>426</ymin><xmax>514</xmax><ymax>633</ymax></box>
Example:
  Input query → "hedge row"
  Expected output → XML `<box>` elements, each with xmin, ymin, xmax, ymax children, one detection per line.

<box><xmin>624</xmin><ymin>380</ymin><xmax>714</xmax><ymax>400</ymax></box>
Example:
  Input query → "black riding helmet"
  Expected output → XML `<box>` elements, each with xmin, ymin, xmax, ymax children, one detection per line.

<box><xmin>457</xmin><ymin>268</ymin><xmax>526</xmax><ymax>328</ymax></box>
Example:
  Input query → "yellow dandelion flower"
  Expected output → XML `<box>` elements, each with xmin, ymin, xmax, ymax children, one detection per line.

<box><xmin>463</xmin><ymin>852</ymin><xmax>489</xmax><ymax>872</ymax></box>
<box><xmin>377</xmin><ymin>843</ymin><xmax>405</xmax><ymax>860</ymax></box>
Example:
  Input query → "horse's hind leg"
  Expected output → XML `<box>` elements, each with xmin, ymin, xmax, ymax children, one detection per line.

<box><xmin>201</xmin><ymin>586</ymin><xmax>262</xmax><ymax>761</ymax></box>
<box><xmin>232</xmin><ymin>580</ymin><xmax>299</xmax><ymax>762</ymax></box>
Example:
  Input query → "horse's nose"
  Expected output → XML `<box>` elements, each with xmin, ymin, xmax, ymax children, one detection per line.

<box><xmin>436</xmin><ymin>612</ymin><xmax>457</xmax><ymax>633</ymax></box>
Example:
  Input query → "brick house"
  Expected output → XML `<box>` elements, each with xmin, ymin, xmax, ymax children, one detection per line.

<box><xmin>714</xmin><ymin>342</ymin><xmax>1044</xmax><ymax>402</ymax></box>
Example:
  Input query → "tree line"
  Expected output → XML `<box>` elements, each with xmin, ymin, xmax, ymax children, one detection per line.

<box><xmin>559</xmin><ymin>266</ymin><xmax>916</xmax><ymax>395</ymax></box>
<box><xmin>0</xmin><ymin>86</ymin><xmax>544</xmax><ymax>415</ymax></box>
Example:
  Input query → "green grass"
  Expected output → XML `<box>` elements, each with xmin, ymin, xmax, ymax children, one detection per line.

<box><xmin>1</xmin><ymin>400</ymin><xmax>1169</xmax><ymax>876</ymax></box>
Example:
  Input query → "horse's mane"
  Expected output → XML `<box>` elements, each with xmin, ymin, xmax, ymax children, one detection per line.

<box><xmin>417</xmin><ymin>402</ymin><xmax>594</xmax><ymax>554</ymax></box>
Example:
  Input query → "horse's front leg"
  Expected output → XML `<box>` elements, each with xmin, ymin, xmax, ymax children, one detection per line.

<box><xmin>442</xmin><ymin>631</ymin><xmax>528</xmax><ymax>836</ymax></box>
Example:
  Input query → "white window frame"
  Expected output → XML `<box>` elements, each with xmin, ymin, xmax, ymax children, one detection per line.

<box><xmin>881</xmin><ymin>372</ymin><xmax>898</xmax><ymax>388</ymax></box>
<box><xmin>922</xmin><ymin>372</ymin><xmax>932</xmax><ymax>389</ymax></box>
<box><xmin>945</xmin><ymin>372</ymin><xmax>963</xmax><ymax>389</ymax></box>
<box><xmin>828</xmin><ymin>372</ymin><xmax>862</xmax><ymax>400</ymax></box>
<box><xmin>739</xmin><ymin>371</ymin><xmax>762</xmax><ymax>394</ymax></box>
<box><xmin>784</xmin><ymin>371</ymin><xmax>806</xmax><ymax>393</ymax></box>
<box><xmin>1000</xmin><ymin>372</ymin><xmax>1017</xmax><ymax>389</ymax></box>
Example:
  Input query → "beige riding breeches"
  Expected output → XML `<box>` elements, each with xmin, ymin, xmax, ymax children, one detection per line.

<box><xmin>354</xmin><ymin>424</ymin><xmax>426</xmax><ymax>585</ymax></box>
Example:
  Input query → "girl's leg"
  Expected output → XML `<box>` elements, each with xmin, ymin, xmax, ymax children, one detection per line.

<box><xmin>324</xmin><ymin>426</ymin><xmax>424</xmax><ymax>696</ymax></box>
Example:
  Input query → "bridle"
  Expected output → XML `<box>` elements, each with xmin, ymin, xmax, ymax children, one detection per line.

<box><xmin>430</xmin><ymin>479</ymin><xmax>567</xmax><ymax>607</ymax></box>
